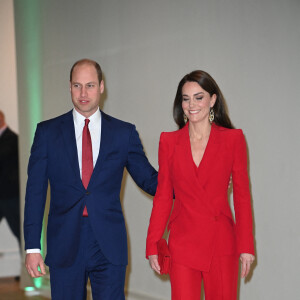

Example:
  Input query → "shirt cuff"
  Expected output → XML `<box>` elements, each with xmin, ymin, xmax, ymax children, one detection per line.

<box><xmin>26</xmin><ymin>249</ymin><xmax>41</xmax><ymax>254</ymax></box>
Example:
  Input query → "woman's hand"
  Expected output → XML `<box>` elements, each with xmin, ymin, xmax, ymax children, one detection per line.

<box><xmin>240</xmin><ymin>253</ymin><xmax>255</xmax><ymax>278</ymax></box>
<box><xmin>149</xmin><ymin>255</ymin><xmax>161</xmax><ymax>274</ymax></box>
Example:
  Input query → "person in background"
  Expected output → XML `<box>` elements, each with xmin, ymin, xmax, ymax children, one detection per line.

<box><xmin>146</xmin><ymin>70</ymin><xmax>255</xmax><ymax>299</ymax></box>
<box><xmin>0</xmin><ymin>110</ymin><xmax>20</xmax><ymax>249</ymax></box>
<box><xmin>24</xmin><ymin>59</ymin><xmax>157</xmax><ymax>300</ymax></box>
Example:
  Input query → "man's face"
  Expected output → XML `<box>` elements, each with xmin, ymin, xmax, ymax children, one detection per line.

<box><xmin>70</xmin><ymin>64</ymin><xmax>104</xmax><ymax>118</ymax></box>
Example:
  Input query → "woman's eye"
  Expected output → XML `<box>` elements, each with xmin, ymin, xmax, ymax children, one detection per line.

<box><xmin>183</xmin><ymin>98</ymin><xmax>189</xmax><ymax>101</ymax></box>
<box><xmin>196</xmin><ymin>97</ymin><xmax>203</xmax><ymax>101</ymax></box>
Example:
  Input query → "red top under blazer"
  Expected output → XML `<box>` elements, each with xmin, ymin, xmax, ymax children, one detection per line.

<box><xmin>146</xmin><ymin>123</ymin><xmax>254</xmax><ymax>272</ymax></box>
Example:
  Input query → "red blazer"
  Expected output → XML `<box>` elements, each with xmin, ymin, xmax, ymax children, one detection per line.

<box><xmin>146</xmin><ymin>123</ymin><xmax>254</xmax><ymax>271</ymax></box>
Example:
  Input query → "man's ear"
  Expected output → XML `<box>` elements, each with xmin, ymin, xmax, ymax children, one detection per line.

<box><xmin>100</xmin><ymin>80</ymin><xmax>105</xmax><ymax>94</ymax></box>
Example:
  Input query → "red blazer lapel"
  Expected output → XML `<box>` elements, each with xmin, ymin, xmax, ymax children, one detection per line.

<box><xmin>173</xmin><ymin>123</ymin><xmax>222</xmax><ymax>216</ymax></box>
<box><xmin>197</xmin><ymin>123</ymin><xmax>221</xmax><ymax>184</ymax></box>
<box><xmin>173</xmin><ymin>124</ymin><xmax>198</xmax><ymax>187</ymax></box>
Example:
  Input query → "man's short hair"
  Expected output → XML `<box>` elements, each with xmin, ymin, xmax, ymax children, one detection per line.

<box><xmin>70</xmin><ymin>59</ymin><xmax>102</xmax><ymax>83</ymax></box>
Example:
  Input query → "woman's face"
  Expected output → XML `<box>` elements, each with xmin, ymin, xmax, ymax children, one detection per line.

<box><xmin>181</xmin><ymin>81</ymin><xmax>216</xmax><ymax>125</ymax></box>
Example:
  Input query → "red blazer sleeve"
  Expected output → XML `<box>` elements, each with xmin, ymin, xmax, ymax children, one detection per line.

<box><xmin>232</xmin><ymin>130</ymin><xmax>255</xmax><ymax>255</ymax></box>
<box><xmin>146</xmin><ymin>132</ymin><xmax>173</xmax><ymax>257</ymax></box>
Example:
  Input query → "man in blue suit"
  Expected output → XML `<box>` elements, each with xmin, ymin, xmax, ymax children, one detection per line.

<box><xmin>24</xmin><ymin>59</ymin><xmax>158</xmax><ymax>300</ymax></box>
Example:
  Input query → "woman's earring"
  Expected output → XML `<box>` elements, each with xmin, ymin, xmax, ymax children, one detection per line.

<box><xmin>183</xmin><ymin>114</ymin><xmax>188</xmax><ymax>123</ymax></box>
<box><xmin>209</xmin><ymin>108</ymin><xmax>214</xmax><ymax>123</ymax></box>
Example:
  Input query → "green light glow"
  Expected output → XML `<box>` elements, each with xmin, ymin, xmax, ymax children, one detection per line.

<box><xmin>23</xmin><ymin>0</ymin><xmax>42</xmax><ymax>139</ymax></box>
<box><xmin>25</xmin><ymin>287</ymin><xmax>35</xmax><ymax>292</ymax></box>
<box><xmin>20</xmin><ymin>0</ymin><xmax>44</xmax><ymax>289</ymax></box>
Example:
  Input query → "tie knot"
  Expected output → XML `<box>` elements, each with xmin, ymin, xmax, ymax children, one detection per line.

<box><xmin>84</xmin><ymin>119</ymin><xmax>90</xmax><ymax>126</ymax></box>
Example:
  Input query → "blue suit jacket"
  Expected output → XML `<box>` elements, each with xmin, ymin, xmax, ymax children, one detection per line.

<box><xmin>24</xmin><ymin>110</ymin><xmax>157</xmax><ymax>268</ymax></box>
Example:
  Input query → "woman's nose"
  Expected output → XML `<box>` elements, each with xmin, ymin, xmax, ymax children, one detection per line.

<box><xmin>189</xmin><ymin>98</ymin><xmax>196</xmax><ymax>107</ymax></box>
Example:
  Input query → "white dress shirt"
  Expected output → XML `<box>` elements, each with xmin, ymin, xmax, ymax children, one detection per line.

<box><xmin>26</xmin><ymin>108</ymin><xmax>102</xmax><ymax>254</ymax></box>
<box><xmin>73</xmin><ymin>108</ymin><xmax>101</xmax><ymax>177</ymax></box>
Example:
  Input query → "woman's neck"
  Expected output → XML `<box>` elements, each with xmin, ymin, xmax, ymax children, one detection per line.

<box><xmin>188</xmin><ymin>121</ymin><xmax>212</xmax><ymax>140</ymax></box>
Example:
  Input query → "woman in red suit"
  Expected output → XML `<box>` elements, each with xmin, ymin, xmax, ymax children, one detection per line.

<box><xmin>146</xmin><ymin>70</ymin><xmax>255</xmax><ymax>299</ymax></box>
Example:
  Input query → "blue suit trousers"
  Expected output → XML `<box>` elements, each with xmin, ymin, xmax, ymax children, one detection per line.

<box><xmin>49</xmin><ymin>217</ymin><xmax>126</xmax><ymax>300</ymax></box>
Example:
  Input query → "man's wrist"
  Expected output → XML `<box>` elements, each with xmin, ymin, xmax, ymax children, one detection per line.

<box><xmin>26</xmin><ymin>249</ymin><xmax>41</xmax><ymax>254</ymax></box>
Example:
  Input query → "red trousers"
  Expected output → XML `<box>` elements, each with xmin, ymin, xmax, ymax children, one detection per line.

<box><xmin>170</xmin><ymin>255</ymin><xmax>239</xmax><ymax>300</ymax></box>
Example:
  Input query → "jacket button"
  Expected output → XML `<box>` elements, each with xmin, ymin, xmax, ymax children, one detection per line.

<box><xmin>86</xmin><ymin>191</ymin><xmax>90</xmax><ymax>195</ymax></box>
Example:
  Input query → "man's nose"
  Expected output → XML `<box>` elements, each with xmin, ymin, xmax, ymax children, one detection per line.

<box><xmin>80</xmin><ymin>87</ymin><xmax>87</xmax><ymax>97</ymax></box>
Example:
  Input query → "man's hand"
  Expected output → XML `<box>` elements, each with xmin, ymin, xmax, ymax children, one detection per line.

<box><xmin>149</xmin><ymin>255</ymin><xmax>161</xmax><ymax>274</ymax></box>
<box><xmin>240</xmin><ymin>253</ymin><xmax>255</xmax><ymax>278</ymax></box>
<box><xmin>25</xmin><ymin>253</ymin><xmax>46</xmax><ymax>278</ymax></box>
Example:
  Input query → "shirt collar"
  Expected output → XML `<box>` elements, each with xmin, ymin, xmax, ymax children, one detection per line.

<box><xmin>72</xmin><ymin>108</ymin><xmax>101</xmax><ymax>127</ymax></box>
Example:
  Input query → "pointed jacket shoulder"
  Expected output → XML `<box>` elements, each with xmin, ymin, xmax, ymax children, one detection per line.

<box><xmin>159</xmin><ymin>124</ymin><xmax>188</xmax><ymax>145</ymax></box>
<box><xmin>159</xmin><ymin>123</ymin><xmax>245</xmax><ymax>150</ymax></box>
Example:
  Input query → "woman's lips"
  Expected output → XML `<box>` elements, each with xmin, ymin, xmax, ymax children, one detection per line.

<box><xmin>189</xmin><ymin>110</ymin><xmax>200</xmax><ymax>114</ymax></box>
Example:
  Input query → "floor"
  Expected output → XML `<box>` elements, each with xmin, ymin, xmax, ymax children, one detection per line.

<box><xmin>0</xmin><ymin>277</ymin><xmax>49</xmax><ymax>300</ymax></box>
<box><xmin>0</xmin><ymin>276</ymin><xmax>161</xmax><ymax>300</ymax></box>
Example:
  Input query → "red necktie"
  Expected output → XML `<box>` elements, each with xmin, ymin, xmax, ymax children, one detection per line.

<box><xmin>82</xmin><ymin>119</ymin><xmax>93</xmax><ymax>216</ymax></box>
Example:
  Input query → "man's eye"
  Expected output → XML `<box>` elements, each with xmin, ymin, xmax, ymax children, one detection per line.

<box><xmin>73</xmin><ymin>84</ymin><xmax>80</xmax><ymax>88</ymax></box>
<box><xmin>87</xmin><ymin>84</ymin><xmax>95</xmax><ymax>88</ymax></box>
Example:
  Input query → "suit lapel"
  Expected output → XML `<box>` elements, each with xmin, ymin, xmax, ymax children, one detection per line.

<box><xmin>174</xmin><ymin>124</ymin><xmax>198</xmax><ymax>186</ymax></box>
<box><xmin>89</xmin><ymin>111</ymin><xmax>113</xmax><ymax>186</ymax></box>
<box><xmin>175</xmin><ymin>123</ymin><xmax>220</xmax><ymax>215</ymax></box>
<box><xmin>60</xmin><ymin>111</ymin><xmax>82</xmax><ymax>184</ymax></box>
<box><xmin>175</xmin><ymin>123</ymin><xmax>221</xmax><ymax>183</ymax></box>
<box><xmin>197</xmin><ymin>123</ymin><xmax>221</xmax><ymax>183</ymax></box>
